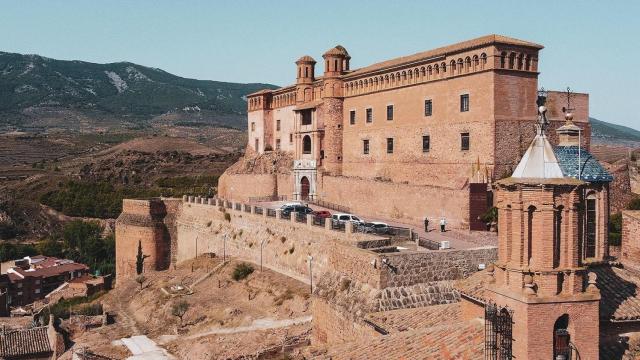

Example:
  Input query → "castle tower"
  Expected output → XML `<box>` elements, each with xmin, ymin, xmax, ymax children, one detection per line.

<box><xmin>488</xmin><ymin>101</ymin><xmax>610</xmax><ymax>360</ymax></box>
<box><xmin>296</xmin><ymin>55</ymin><xmax>316</xmax><ymax>85</ymax></box>
<box><xmin>319</xmin><ymin>45</ymin><xmax>348</xmax><ymax>175</ymax></box>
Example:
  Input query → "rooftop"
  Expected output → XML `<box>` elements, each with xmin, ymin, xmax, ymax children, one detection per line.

<box><xmin>0</xmin><ymin>326</ymin><xmax>52</xmax><ymax>358</ymax></box>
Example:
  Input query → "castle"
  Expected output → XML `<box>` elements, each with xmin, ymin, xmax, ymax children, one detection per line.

<box><xmin>114</xmin><ymin>35</ymin><xmax>640</xmax><ymax>359</ymax></box>
<box><xmin>218</xmin><ymin>34</ymin><xmax>591</xmax><ymax>229</ymax></box>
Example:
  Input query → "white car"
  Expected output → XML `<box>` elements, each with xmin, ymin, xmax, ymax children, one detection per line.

<box><xmin>331</xmin><ymin>213</ymin><xmax>364</xmax><ymax>226</ymax></box>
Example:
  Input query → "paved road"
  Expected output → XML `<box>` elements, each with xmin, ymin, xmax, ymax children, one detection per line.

<box><xmin>121</xmin><ymin>335</ymin><xmax>176</xmax><ymax>360</ymax></box>
<box><xmin>183</xmin><ymin>315</ymin><xmax>312</xmax><ymax>340</ymax></box>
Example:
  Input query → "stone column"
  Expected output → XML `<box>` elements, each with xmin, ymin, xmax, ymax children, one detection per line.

<box><xmin>251</xmin><ymin>205</ymin><xmax>256</xmax><ymax>214</ymax></box>
<box><xmin>188</xmin><ymin>196</ymin><xmax>194</xmax><ymax>203</ymax></box>
<box><xmin>208</xmin><ymin>198</ymin><xmax>214</xmax><ymax>205</ymax></box>
<box><xmin>325</xmin><ymin>218</ymin><xmax>332</xmax><ymax>230</ymax></box>
<box><xmin>307</xmin><ymin>214</ymin><xmax>313</xmax><ymax>227</ymax></box>
<box><xmin>182</xmin><ymin>195</ymin><xmax>187</xmax><ymax>202</ymax></box>
<box><xmin>263</xmin><ymin>207</ymin><xmax>268</xmax><ymax>218</ymax></box>
<box><xmin>276</xmin><ymin>209</ymin><xmax>282</xmax><ymax>220</ymax></box>
<box><xmin>291</xmin><ymin>212</ymin><xmax>297</xmax><ymax>223</ymax></box>
<box><xmin>196</xmin><ymin>196</ymin><xmax>201</xmax><ymax>204</ymax></box>
<box><xmin>345</xmin><ymin>221</ymin><xmax>353</xmax><ymax>235</ymax></box>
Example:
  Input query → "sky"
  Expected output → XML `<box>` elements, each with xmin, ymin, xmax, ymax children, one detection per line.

<box><xmin>0</xmin><ymin>0</ymin><xmax>638</xmax><ymax>129</ymax></box>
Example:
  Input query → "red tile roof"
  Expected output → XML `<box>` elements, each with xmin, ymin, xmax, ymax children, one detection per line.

<box><xmin>365</xmin><ymin>303</ymin><xmax>463</xmax><ymax>334</ymax></box>
<box><xmin>0</xmin><ymin>326</ymin><xmax>52</xmax><ymax>357</ymax></box>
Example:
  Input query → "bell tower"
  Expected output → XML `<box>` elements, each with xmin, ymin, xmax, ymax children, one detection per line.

<box><xmin>488</xmin><ymin>92</ymin><xmax>602</xmax><ymax>360</ymax></box>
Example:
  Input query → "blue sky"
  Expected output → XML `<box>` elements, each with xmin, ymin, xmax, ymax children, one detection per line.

<box><xmin>1</xmin><ymin>0</ymin><xmax>638</xmax><ymax>129</ymax></box>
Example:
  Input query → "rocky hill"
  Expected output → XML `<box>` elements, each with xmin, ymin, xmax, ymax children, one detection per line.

<box><xmin>591</xmin><ymin>117</ymin><xmax>640</xmax><ymax>146</ymax></box>
<box><xmin>0</xmin><ymin>51</ymin><xmax>276</xmax><ymax>131</ymax></box>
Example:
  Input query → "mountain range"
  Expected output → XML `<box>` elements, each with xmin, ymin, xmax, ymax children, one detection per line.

<box><xmin>1</xmin><ymin>51</ymin><xmax>638</xmax><ymax>145</ymax></box>
<box><xmin>0</xmin><ymin>51</ymin><xmax>276</xmax><ymax>130</ymax></box>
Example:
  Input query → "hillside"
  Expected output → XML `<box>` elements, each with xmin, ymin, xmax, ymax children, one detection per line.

<box><xmin>0</xmin><ymin>51</ymin><xmax>276</xmax><ymax>131</ymax></box>
<box><xmin>590</xmin><ymin>117</ymin><xmax>640</xmax><ymax>145</ymax></box>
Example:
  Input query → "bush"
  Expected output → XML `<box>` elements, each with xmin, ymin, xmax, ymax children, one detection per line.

<box><xmin>232</xmin><ymin>263</ymin><xmax>254</xmax><ymax>281</ymax></box>
<box><xmin>224</xmin><ymin>213</ymin><xmax>231</xmax><ymax>222</ymax></box>
<box><xmin>609</xmin><ymin>213</ymin><xmax>623</xmax><ymax>246</ymax></box>
<box><xmin>629</xmin><ymin>197</ymin><xmax>640</xmax><ymax>210</ymax></box>
<box><xmin>480</xmin><ymin>207</ymin><xmax>498</xmax><ymax>224</ymax></box>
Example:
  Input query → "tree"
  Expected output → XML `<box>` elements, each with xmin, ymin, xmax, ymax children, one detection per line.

<box><xmin>171</xmin><ymin>300</ymin><xmax>189</xmax><ymax>327</ymax></box>
<box><xmin>629</xmin><ymin>197</ymin><xmax>640</xmax><ymax>211</ymax></box>
<box><xmin>135</xmin><ymin>240</ymin><xmax>149</xmax><ymax>275</ymax></box>
<box><xmin>135</xmin><ymin>274</ymin><xmax>147</xmax><ymax>290</ymax></box>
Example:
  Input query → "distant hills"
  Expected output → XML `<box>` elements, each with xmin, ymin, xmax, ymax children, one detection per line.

<box><xmin>0</xmin><ymin>51</ymin><xmax>276</xmax><ymax>130</ymax></box>
<box><xmin>590</xmin><ymin>117</ymin><xmax>640</xmax><ymax>145</ymax></box>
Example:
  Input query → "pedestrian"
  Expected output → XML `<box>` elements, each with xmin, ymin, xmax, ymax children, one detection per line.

<box><xmin>424</xmin><ymin>217</ymin><xmax>429</xmax><ymax>232</ymax></box>
<box><xmin>440</xmin><ymin>217</ymin><xmax>447</xmax><ymax>232</ymax></box>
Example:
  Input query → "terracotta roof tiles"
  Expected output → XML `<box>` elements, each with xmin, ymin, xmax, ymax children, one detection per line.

<box><xmin>0</xmin><ymin>327</ymin><xmax>52</xmax><ymax>358</ymax></box>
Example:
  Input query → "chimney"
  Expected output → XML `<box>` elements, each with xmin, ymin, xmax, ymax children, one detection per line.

<box><xmin>555</xmin><ymin>112</ymin><xmax>581</xmax><ymax>147</ymax></box>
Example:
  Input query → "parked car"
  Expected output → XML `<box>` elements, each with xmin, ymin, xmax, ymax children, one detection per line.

<box><xmin>331</xmin><ymin>213</ymin><xmax>364</xmax><ymax>226</ymax></box>
<box><xmin>357</xmin><ymin>222</ymin><xmax>391</xmax><ymax>234</ymax></box>
<box><xmin>281</xmin><ymin>204</ymin><xmax>314</xmax><ymax>217</ymax></box>
<box><xmin>311</xmin><ymin>210</ymin><xmax>332</xmax><ymax>219</ymax></box>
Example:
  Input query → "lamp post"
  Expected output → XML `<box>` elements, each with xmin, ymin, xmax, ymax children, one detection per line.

<box><xmin>307</xmin><ymin>255</ymin><xmax>313</xmax><ymax>294</ymax></box>
<box><xmin>223</xmin><ymin>234</ymin><xmax>227</xmax><ymax>263</ymax></box>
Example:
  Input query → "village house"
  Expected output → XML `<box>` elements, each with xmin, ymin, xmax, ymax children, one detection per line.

<box><xmin>0</xmin><ymin>256</ymin><xmax>89</xmax><ymax>314</ymax></box>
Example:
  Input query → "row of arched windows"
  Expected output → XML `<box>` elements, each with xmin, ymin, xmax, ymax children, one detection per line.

<box><xmin>344</xmin><ymin>53</ymin><xmax>488</xmax><ymax>96</ymax></box>
<box><xmin>248</xmin><ymin>96</ymin><xmax>263</xmax><ymax>110</ymax></box>
<box><xmin>273</xmin><ymin>92</ymin><xmax>296</xmax><ymax>108</ymax></box>
<box><xmin>499</xmin><ymin>51</ymin><xmax>535</xmax><ymax>71</ymax></box>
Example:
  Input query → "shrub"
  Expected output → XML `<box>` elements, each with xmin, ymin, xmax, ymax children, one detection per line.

<box><xmin>609</xmin><ymin>213</ymin><xmax>622</xmax><ymax>246</ymax></box>
<box><xmin>280</xmin><ymin>236</ymin><xmax>286</xmax><ymax>243</ymax></box>
<box><xmin>232</xmin><ymin>263</ymin><xmax>254</xmax><ymax>281</ymax></box>
<box><xmin>288</xmin><ymin>246</ymin><xmax>295</xmax><ymax>254</ymax></box>
<box><xmin>224</xmin><ymin>213</ymin><xmax>231</xmax><ymax>222</ymax></box>
<box><xmin>171</xmin><ymin>300</ymin><xmax>190</xmax><ymax>326</ymax></box>
<box><xmin>273</xmin><ymin>289</ymin><xmax>294</xmax><ymax>306</ymax></box>
<box><xmin>629</xmin><ymin>197</ymin><xmax>640</xmax><ymax>210</ymax></box>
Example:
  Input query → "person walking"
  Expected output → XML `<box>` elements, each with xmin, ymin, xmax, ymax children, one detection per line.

<box><xmin>440</xmin><ymin>217</ymin><xmax>447</xmax><ymax>232</ymax></box>
<box><xmin>424</xmin><ymin>217</ymin><xmax>429</xmax><ymax>232</ymax></box>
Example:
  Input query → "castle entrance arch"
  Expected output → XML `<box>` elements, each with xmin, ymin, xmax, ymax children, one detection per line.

<box><xmin>300</xmin><ymin>176</ymin><xmax>310</xmax><ymax>200</ymax></box>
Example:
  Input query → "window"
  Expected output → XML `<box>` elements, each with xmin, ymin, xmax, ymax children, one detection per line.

<box><xmin>303</xmin><ymin>135</ymin><xmax>311</xmax><ymax>154</ymax></box>
<box><xmin>320</xmin><ymin>150</ymin><xmax>324</xmax><ymax>159</ymax></box>
<box><xmin>460</xmin><ymin>94</ymin><xmax>469</xmax><ymax>112</ymax></box>
<box><xmin>585</xmin><ymin>196</ymin><xmax>597</xmax><ymax>258</ymax></box>
<box><xmin>301</xmin><ymin>110</ymin><xmax>312</xmax><ymax>125</ymax></box>
<box><xmin>387</xmin><ymin>138</ymin><xmax>394</xmax><ymax>154</ymax></box>
<box><xmin>251</xmin><ymin>122</ymin><xmax>256</xmax><ymax>131</ymax></box>
<box><xmin>255</xmin><ymin>139</ymin><xmax>259</xmax><ymax>151</ymax></box>
<box><xmin>276</xmin><ymin>139</ymin><xmax>281</xmax><ymax>150</ymax></box>
<box><xmin>276</xmin><ymin>120</ymin><xmax>281</xmax><ymax>131</ymax></box>
<box><xmin>35</xmin><ymin>288</ymin><xmax>41</xmax><ymax>294</ymax></box>
<box><xmin>424</xmin><ymin>99</ymin><xmax>433</xmax><ymax>116</ymax></box>
<box><xmin>363</xmin><ymin>139</ymin><xmax>370</xmax><ymax>154</ymax></box>
<box><xmin>366</xmin><ymin>108</ymin><xmax>373</xmax><ymax>123</ymax></box>
<box><xmin>350</xmin><ymin>110</ymin><xmax>356</xmax><ymax>125</ymax></box>
<box><xmin>289</xmin><ymin>133</ymin><xmax>293</xmax><ymax>143</ymax></box>
<box><xmin>422</xmin><ymin>135</ymin><xmax>430</xmax><ymax>152</ymax></box>
<box><xmin>461</xmin><ymin>132</ymin><xmax>470</xmax><ymax>151</ymax></box>
<box><xmin>386</xmin><ymin>105</ymin><xmax>394</xmax><ymax>121</ymax></box>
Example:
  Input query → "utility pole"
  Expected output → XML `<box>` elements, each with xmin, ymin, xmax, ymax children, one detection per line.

<box><xmin>307</xmin><ymin>255</ymin><xmax>313</xmax><ymax>294</ymax></box>
<box><xmin>260</xmin><ymin>239</ymin><xmax>267</xmax><ymax>272</ymax></box>
<box><xmin>223</xmin><ymin>234</ymin><xmax>227</xmax><ymax>263</ymax></box>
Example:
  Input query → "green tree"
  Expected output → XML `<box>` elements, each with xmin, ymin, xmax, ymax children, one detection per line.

<box><xmin>629</xmin><ymin>197</ymin><xmax>640</xmax><ymax>210</ymax></box>
<box><xmin>135</xmin><ymin>240</ymin><xmax>149</xmax><ymax>275</ymax></box>
<box><xmin>36</xmin><ymin>239</ymin><xmax>64</xmax><ymax>258</ymax></box>
<box><xmin>171</xmin><ymin>300</ymin><xmax>189</xmax><ymax>327</ymax></box>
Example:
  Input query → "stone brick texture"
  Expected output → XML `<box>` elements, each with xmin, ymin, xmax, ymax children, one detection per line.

<box><xmin>622</xmin><ymin>211</ymin><xmax>640</xmax><ymax>262</ymax></box>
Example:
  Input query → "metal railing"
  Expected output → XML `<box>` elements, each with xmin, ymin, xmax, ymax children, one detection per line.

<box><xmin>312</xmin><ymin>216</ymin><xmax>326</xmax><ymax>227</ymax></box>
<box><xmin>295</xmin><ymin>212</ymin><xmax>307</xmax><ymax>223</ymax></box>
<box><xmin>244</xmin><ymin>204</ymin><xmax>251</xmax><ymax>213</ymax></box>
<box><xmin>266</xmin><ymin>208</ymin><xmax>276</xmax><ymax>217</ymax></box>
<box><xmin>248</xmin><ymin>195</ymin><xmax>287</xmax><ymax>202</ymax></box>
<box><xmin>306</xmin><ymin>199</ymin><xmax>350</xmax><ymax>213</ymax></box>
<box><xmin>254</xmin><ymin>206</ymin><xmax>264</xmax><ymax>215</ymax></box>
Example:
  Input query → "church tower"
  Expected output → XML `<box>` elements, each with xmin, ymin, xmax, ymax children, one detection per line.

<box><xmin>320</xmin><ymin>45</ymin><xmax>349</xmax><ymax>175</ymax></box>
<box><xmin>487</xmin><ymin>93</ymin><xmax>610</xmax><ymax>360</ymax></box>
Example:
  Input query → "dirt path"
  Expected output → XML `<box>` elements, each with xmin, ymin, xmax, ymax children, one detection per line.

<box><xmin>183</xmin><ymin>315</ymin><xmax>312</xmax><ymax>340</ymax></box>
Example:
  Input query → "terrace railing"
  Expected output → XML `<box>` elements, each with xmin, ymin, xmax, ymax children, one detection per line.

<box><xmin>266</xmin><ymin>208</ymin><xmax>276</xmax><ymax>217</ymax></box>
<box><xmin>306</xmin><ymin>199</ymin><xmax>350</xmax><ymax>213</ymax></box>
<box><xmin>254</xmin><ymin>206</ymin><xmax>264</xmax><ymax>215</ymax></box>
<box><xmin>248</xmin><ymin>195</ymin><xmax>287</xmax><ymax>202</ymax></box>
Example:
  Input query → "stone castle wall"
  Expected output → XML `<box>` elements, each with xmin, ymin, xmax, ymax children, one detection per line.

<box><xmin>622</xmin><ymin>211</ymin><xmax>640</xmax><ymax>262</ymax></box>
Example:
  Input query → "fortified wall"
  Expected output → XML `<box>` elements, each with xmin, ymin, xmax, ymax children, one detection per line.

<box><xmin>116</xmin><ymin>196</ymin><xmax>497</xmax><ymax>345</ymax></box>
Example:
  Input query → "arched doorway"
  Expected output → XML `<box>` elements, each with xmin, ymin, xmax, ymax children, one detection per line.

<box><xmin>303</xmin><ymin>135</ymin><xmax>312</xmax><ymax>154</ymax></box>
<box><xmin>553</xmin><ymin>314</ymin><xmax>570</xmax><ymax>359</ymax></box>
<box><xmin>300</xmin><ymin>176</ymin><xmax>310</xmax><ymax>200</ymax></box>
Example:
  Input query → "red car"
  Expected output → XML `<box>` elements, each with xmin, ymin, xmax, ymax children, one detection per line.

<box><xmin>312</xmin><ymin>210</ymin><xmax>332</xmax><ymax>219</ymax></box>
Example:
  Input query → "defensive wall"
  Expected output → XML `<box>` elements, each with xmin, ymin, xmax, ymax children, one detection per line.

<box><xmin>116</xmin><ymin>196</ymin><xmax>497</xmax><ymax>345</ymax></box>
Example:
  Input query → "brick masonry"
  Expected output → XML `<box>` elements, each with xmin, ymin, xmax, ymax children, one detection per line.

<box><xmin>622</xmin><ymin>210</ymin><xmax>640</xmax><ymax>262</ymax></box>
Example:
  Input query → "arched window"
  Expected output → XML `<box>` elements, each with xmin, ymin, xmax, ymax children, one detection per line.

<box><xmin>585</xmin><ymin>193</ymin><xmax>598</xmax><ymax>259</ymax></box>
<box><xmin>450</xmin><ymin>60</ymin><xmax>456</xmax><ymax>74</ymax></box>
<box><xmin>517</xmin><ymin>54</ymin><xmax>523</xmax><ymax>70</ymax></box>
<box><xmin>458</xmin><ymin>58</ymin><xmax>464</xmax><ymax>74</ymax></box>
<box><xmin>500</xmin><ymin>52</ymin><xmax>507</xmax><ymax>68</ymax></box>
<box><xmin>525</xmin><ymin>55</ymin><xmax>531</xmax><ymax>71</ymax></box>
<box><xmin>481</xmin><ymin>53</ymin><xmax>487</xmax><ymax>70</ymax></box>
<box><xmin>305</xmin><ymin>67</ymin><xmax>309</xmax><ymax>77</ymax></box>
<box><xmin>434</xmin><ymin>64</ymin><xmax>439</xmax><ymax>75</ymax></box>
<box><xmin>427</xmin><ymin>65</ymin><xmax>433</xmax><ymax>78</ymax></box>
<box><xmin>298</xmin><ymin>68</ymin><xmax>301</xmax><ymax>78</ymax></box>
<box><xmin>421</xmin><ymin>66</ymin><xmax>426</xmax><ymax>79</ymax></box>
<box><xmin>554</xmin><ymin>206</ymin><xmax>564</xmax><ymax>268</ymax></box>
<box><xmin>553</xmin><ymin>315</ymin><xmax>571</xmax><ymax>359</ymax></box>
<box><xmin>527</xmin><ymin>205</ymin><xmax>536</xmax><ymax>266</ymax></box>
<box><xmin>472</xmin><ymin>55</ymin><xmax>479</xmax><ymax>71</ymax></box>
<box><xmin>440</xmin><ymin>62</ymin><xmax>446</xmax><ymax>73</ymax></box>
<box><xmin>509</xmin><ymin>52</ymin><xmax>516</xmax><ymax>69</ymax></box>
<box><xmin>334</xmin><ymin>59</ymin><xmax>339</xmax><ymax>72</ymax></box>
<box><xmin>302</xmin><ymin>135</ymin><xmax>311</xmax><ymax>154</ymax></box>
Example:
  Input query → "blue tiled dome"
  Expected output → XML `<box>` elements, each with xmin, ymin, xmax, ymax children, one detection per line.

<box><xmin>553</xmin><ymin>146</ymin><xmax>613</xmax><ymax>182</ymax></box>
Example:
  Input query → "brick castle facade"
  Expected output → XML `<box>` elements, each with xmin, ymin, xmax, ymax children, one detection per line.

<box><xmin>219</xmin><ymin>34</ymin><xmax>591</xmax><ymax>229</ymax></box>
